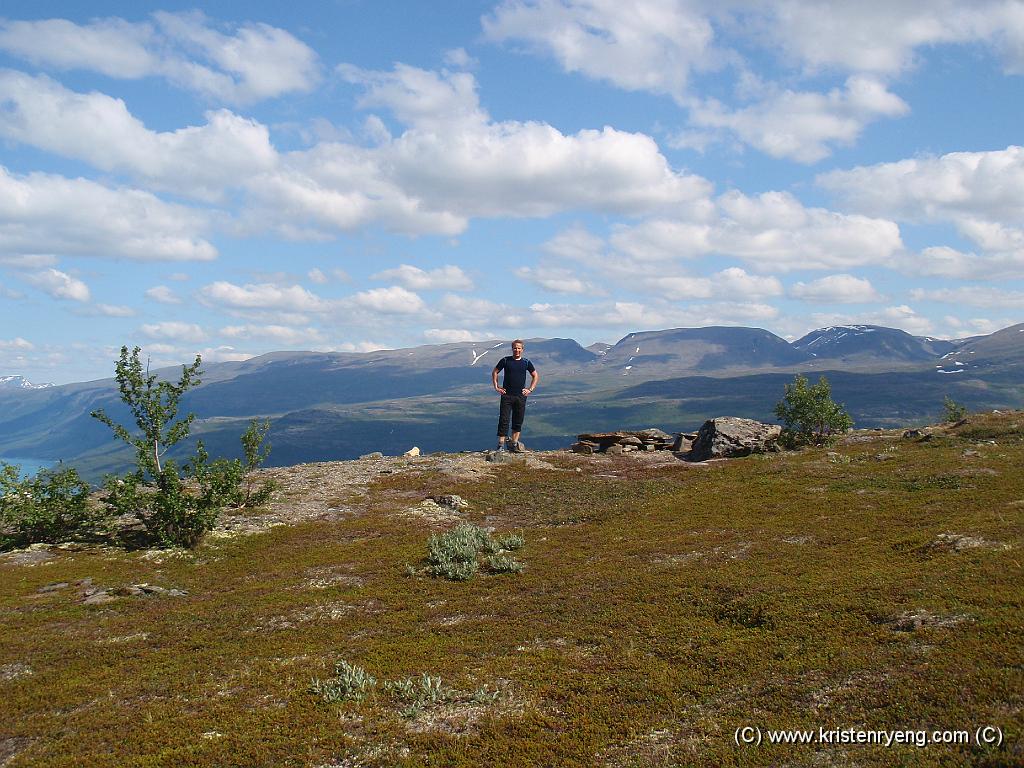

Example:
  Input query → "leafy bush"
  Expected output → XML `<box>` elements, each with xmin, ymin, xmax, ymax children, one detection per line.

<box><xmin>0</xmin><ymin>463</ymin><xmax>98</xmax><ymax>549</ymax></box>
<box><xmin>146</xmin><ymin>461</ymin><xmax>220</xmax><ymax>549</ymax></box>
<box><xmin>424</xmin><ymin>523</ymin><xmax>525</xmax><ymax>580</ymax></box>
<box><xmin>774</xmin><ymin>374</ymin><xmax>853</xmax><ymax>447</ymax></box>
<box><xmin>310</xmin><ymin>659</ymin><xmax>377</xmax><ymax>703</ymax></box>
<box><xmin>943</xmin><ymin>395</ymin><xmax>969</xmax><ymax>423</ymax></box>
<box><xmin>92</xmin><ymin>347</ymin><xmax>276</xmax><ymax>548</ymax></box>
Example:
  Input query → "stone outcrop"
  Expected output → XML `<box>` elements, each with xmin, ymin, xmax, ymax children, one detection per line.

<box><xmin>572</xmin><ymin>428</ymin><xmax>685</xmax><ymax>454</ymax></box>
<box><xmin>688</xmin><ymin>417</ymin><xmax>781</xmax><ymax>461</ymax></box>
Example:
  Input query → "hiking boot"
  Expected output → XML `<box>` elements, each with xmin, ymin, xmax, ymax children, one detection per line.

<box><xmin>508</xmin><ymin>441</ymin><xmax>522</xmax><ymax>453</ymax></box>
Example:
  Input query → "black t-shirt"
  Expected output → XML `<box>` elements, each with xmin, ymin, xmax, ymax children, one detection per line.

<box><xmin>495</xmin><ymin>356</ymin><xmax>535</xmax><ymax>394</ymax></box>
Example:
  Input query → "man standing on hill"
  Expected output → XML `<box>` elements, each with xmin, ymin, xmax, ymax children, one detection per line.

<box><xmin>492</xmin><ymin>339</ymin><xmax>539</xmax><ymax>453</ymax></box>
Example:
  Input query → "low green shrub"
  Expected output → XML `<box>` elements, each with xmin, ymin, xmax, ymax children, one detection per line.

<box><xmin>0</xmin><ymin>463</ymin><xmax>98</xmax><ymax>548</ymax></box>
<box><xmin>310</xmin><ymin>659</ymin><xmax>377</xmax><ymax>704</ymax></box>
<box><xmin>486</xmin><ymin>553</ymin><xmax>525</xmax><ymax>574</ymax></box>
<box><xmin>424</xmin><ymin>523</ymin><xmax>525</xmax><ymax>580</ymax></box>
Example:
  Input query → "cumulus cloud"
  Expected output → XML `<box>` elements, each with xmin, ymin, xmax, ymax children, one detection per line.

<box><xmin>307</xmin><ymin>268</ymin><xmax>328</xmax><ymax>285</ymax></box>
<box><xmin>370</xmin><ymin>264</ymin><xmax>474</xmax><ymax>291</ymax></box>
<box><xmin>910</xmin><ymin>286</ymin><xmax>1024</xmax><ymax>308</ymax></box>
<box><xmin>423</xmin><ymin>328</ymin><xmax>491</xmax><ymax>343</ymax></box>
<box><xmin>760</xmin><ymin>0</ymin><xmax>1024</xmax><ymax>75</ymax></box>
<box><xmin>483</xmin><ymin>0</ymin><xmax>717</xmax><ymax>102</ymax></box>
<box><xmin>145</xmin><ymin>286</ymin><xmax>182</xmax><ymax>305</ymax></box>
<box><xmin>0</xmin><ymin>12</ymin><xmax>320</xmax><ymax>104</ymax></box>
<box><xmin>818</xmin><ymin>146</ymin><xmax>1024</xmax><ymax>225</ymax></box>
<box><xmin>0</xmin><ymin>255</ymin><xmax>58</xmax><ymax>269</ymax></box>
<box><xmin>550</xmin><ymin>191</ymin><xmax>902</xmax><ymax>275</ymax></box>
<box><xmin>685</xmin><ymin>76</ymin><xmax>908</xmax><ymax>163</ymax></box>
<box><xmin>0</xmin><ymin>166</ymin><xmax>216</xmax><ymax>262</ymax></box>
<box><xmin>348</xmin><ymin>286</ymin><xmax>426</xmax><ymax>314</ymax></box>
<box><xmin>140</xmin><ymin>321</ymin><xmax>208</xmax><ymax>343</ymax></box>
<box><xmin>515</xmin><ymin>265</ymin><xmax>604</xmax><ymax>295</ymax></box>
<box><xmin>198</xmin><ymin>281</ymin><xmax>330</xmax><ymax>313</ymax></box>
<box><xmin>0</xmin><ymin>337</ymin><xmax>33</xmax><ymax>350</ymax></box>
<box><xmin>0</xmin><ymin>70</ymin><xmax>278</xmax><ymax>201</ymax></box>
<box><xmin>92</xmin><ymin>304</ymin><xmax>136</xmax><ymax>317</ymax></box>
<box><xmin>790</xmin><ymin>274</ymin><xmax>883</xmax><ymax>304</ymax></box>
<box><xmin>527</xmin><ymin>298</ymin><xmax>778</xmax><ymax>329</ymax></box>
<box><xmin>820</xmin><ymin>146</ymin><xmax>1024</xmax><ymax>275</ymax></box>
<box><xmin>23</xmin><ymin>268</ymin><xmax>90</xmax><ymax>302</ymax></box>
<box><xmin>220</xmin><ymin>324</ymin><xmax>325</xmax><ymax>346</ymax></box>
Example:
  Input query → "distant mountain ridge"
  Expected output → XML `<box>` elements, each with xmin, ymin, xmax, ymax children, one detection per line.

<box><xmin>1</xmin><ymin>322</ymin><xmax>1021</xmax><ymax>480</ymax></box>
<box><xmin>0</xmin><ymin>375</ymin><xmax>53</xmax><ymax>390</ymax></box>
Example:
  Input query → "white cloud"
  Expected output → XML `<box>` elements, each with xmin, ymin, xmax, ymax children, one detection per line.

<box><xmin>567</xmin><ymin>191</ymin><xmax>902</xmax><ymax>274</ymax></box>
<box><xmin>443</xmin><ymin>48</ymin><xmax>477</xmax><ymax>69</ymax></box>
<box><xmin>220</xmin><ymin>324</ymin><xmax>325</xmax><ymax>346</ymax></box>
<box><xmin>713</xmin><ymin>191</ymin><xmax>903</xmax><ymax>271</ymax></box>
<box><xmin>349</xmin><ymin>286</ymin><xmax>426</xmax><ymax>314</ymax></box>
<box><xmin>910</xmin><ymin>286</ymin><xmax>1024</xmax><ymax>308</ymax></box>
<box><xmin>307</xmin><ymin>268</ymin><xmax>328</xmax><ymax>285</ymax></box>
<box><xmin>140</xmin><ymin>321</ymin><xmax>207</xmax><ymax>343</ymax></box>
<box><xmin>0</xmin><ymin>337</ymin><xmax>33</xmax><ymax>350</ymax></box>
<box><xmin>820</xmin><ymin>146</ymin><xmax>1024</xmax><ymax>275</ymax></box>
<box><xmin>23</xmin><ymin>268</ymin><xmax>90</xmax><ymax>302</ymax></box>
<box><xmin>0</xmin><ymin>12</ymin><xmax>320</xmax><ymax>104</ymax></box>
<box><xmin>370</xmin><ymin>264</ymin><xmax>474</xmax><ymax>291</ymax></box>
<box><xmin>0</xmin><ymin>70</ymin><xmax>278</xmax><ymax>201</ymax></box>
<box><xmin>818</xmin><ymin>146</ymin><xmax>1024</xmax><ymax>226</ymax></box>
<box><xmin>0</xmin><ymin>166</ymin><xmax>216</xmax><ymax>262</ymax></box>
<box><xmin>515</xmin><ymin>266</ymin><xmax>603</xmax><ymax>295</ymax></box>
<box><xmin>686</xmin><ymin>77</ymin><xmax>908</xmax><ymax>163</ymax></box>
<box><xmin>423</xmin><ymin>328</ymin><xmax>491</xmax><ymax>343</ymax></box>
<box><xmin>0</xmin><ymin>254</ymin><xmax>58</xmax><ymax>269</ymax></box>
<box><xmin>93</xmin><ymin>303</ymin><xmax>136</xmax><ymax>317</ymax></box>
<box><xmin>145</xmin><ymin>286</ymin><xmax>182</xmax><ymax>305</ymax></box>
<box><xmin>483</xmin><ymin>0</ymin><xmax>717</xmax><ymax>102</ymax></box>
<box><xmin>711</xmin><ymin>267</ymin><xmax>784</xmax><ymax>299</ymax></box>
<box><xmin>527</xmin><ymin>298</ymin><xmax>778</xmax><ymax>329</ymax></box>
<box><xmin>198</xmin><ymin>281</ymin><xmax>330</xmax><ymax>313</ymax></box>
<box><xmin>761</xmin><ymin>0</ymin><xmax>1024</xmax><ymax>75</ymax></box>
<box><xmin>790</xmin><ymin>274</ymin><xmax>882</xmax><ymax>304</ymax></box>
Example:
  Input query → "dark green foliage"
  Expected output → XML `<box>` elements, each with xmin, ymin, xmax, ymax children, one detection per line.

<box><xmin>775</xmin><ymin>373</ymin><xmax>854</xmax><ymax>446</ymax></box>
<box><xmin>240</xmin><ymin>419</ymin><xmax>277</xmax><ymax>507</ymax></box>
<box><xmin>943</xmin><ymin>395</ymin><xmax>969</xmax><ymax>423</ymax></box>
<box><xmin>0</xmin><ymin>463</ymin><xmax>97</xmax><ymax>548</ymax></box>
<box><xmin>91</xmin><ymin>346</ymin><xmax>202</xmax><ymax>477</ymax></box>
<box><xmin>147</xmin><ymin>461</ymin><xmax>220</xmax><ymax>549</ymax></box>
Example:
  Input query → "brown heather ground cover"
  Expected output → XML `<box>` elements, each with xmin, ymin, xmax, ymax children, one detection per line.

<box><xmin>0</xmin><ymin>412</ymin><xmax>1022</xmax><ymax>767</ymax></box>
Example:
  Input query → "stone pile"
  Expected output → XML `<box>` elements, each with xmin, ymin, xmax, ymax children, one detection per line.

<box><xmin>572</xmin><ymin>428</ymin><xmax>694</xmax><ymax>455</ymax></box>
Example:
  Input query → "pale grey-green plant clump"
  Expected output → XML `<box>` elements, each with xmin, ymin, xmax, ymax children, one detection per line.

<box><xmin>943</xmin><ymin>395</ymin><xmax>969</xmax><ymax>423</ymax></box>
<box><xmin>424</xmin><ymin>523</ymin><xmax>525</xmax><ymax>581</ymax></box>
<box><xmin>310</xmin><ymin>659</ymin><xmax>377</xmax><ymax>703</ymax></box>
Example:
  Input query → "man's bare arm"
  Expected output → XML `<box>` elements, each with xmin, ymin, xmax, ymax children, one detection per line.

<box><xmin>525</xmin><ymin>369</ymin><xmax>539</xmax><ymax>395</ymax></box>
<box><xmin>492</xmin><ymin>366</ymin><xmax>506</xmax><ymax>394</ymax></box>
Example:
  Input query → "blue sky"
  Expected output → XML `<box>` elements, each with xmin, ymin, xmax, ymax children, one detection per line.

<box><xmin>0</xmin><ymin>1</ymin><xmax>1021</xmax><ymax>384</ymax></box>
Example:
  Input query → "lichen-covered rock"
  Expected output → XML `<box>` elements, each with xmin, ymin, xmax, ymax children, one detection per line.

<box><xmin>689</xmin><ymin>417</ymin><xmax>782</xmax><ymax>461</ymax></box>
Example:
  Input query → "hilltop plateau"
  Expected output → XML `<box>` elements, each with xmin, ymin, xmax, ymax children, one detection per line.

<box><xmin>1</xmin><ymin>412</ymin><xmax>1021</xmax><ymax>766</ymax></box>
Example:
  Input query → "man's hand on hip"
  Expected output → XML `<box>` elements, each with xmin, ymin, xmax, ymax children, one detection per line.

<box><xmin>522</xmin><ymin>388</ymin><xmax>531</xmax><ymax>396</ymax></box>
<box><xmin>496</xmin><ymin>387</ymin><xmax>506</xmax><ymax>395</ymax></box>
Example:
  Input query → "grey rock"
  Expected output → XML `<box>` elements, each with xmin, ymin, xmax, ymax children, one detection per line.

<box><xmin>604</xmin><ymin>444</ymin><xmax>624</xmax><ymax>456</ymax></box>
<box><xmin>486</xmin><ymin>450</ymin><xmax>517</xmax><ymax>463</ymax></box>
<box><xmin>359</xmin><ymin>451</ymin><xmax>384</xmax><ymax>460</ymax></box>
<box><xmin>431</xmin><ymin>494</ymin><xmax>470</xmax><ymax>510</ymax></box>
<box><xmin>689</xmin><ymin>417</ymin><xmax>782</xmax><ymax>461</ymax></box>
<box><xmin>38</xmin><ymin>582</ymin><xmax>69</xmax><ymax>593</ymax></box>
<box><xmin>571</xmin><ymin>442</ymin><xmax>596</xmax><ymax>454</ymax></box>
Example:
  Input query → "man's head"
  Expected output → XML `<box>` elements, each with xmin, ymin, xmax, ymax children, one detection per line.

<box><xmin>511</xmin><ymin>339</ymin><xmax>524</xmax><ymax>359</ymax></box>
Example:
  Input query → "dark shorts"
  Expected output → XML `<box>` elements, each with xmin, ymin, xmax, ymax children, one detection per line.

<box><xmin>497</xmin><ymin>393</ymin><xmax>527</xmax><ymax>436</ymax></box>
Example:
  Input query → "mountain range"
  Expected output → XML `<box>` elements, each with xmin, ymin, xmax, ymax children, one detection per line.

<box><xmin>1</xmin><ymin>322</ymin><xmax>1021</xmax><ymax>481</ymax></box>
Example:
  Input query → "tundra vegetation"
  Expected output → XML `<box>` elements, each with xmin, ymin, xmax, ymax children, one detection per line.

<box><xmin>0</xmin><ymin>409</ymin><xmax>1020</xmax><ymax>766</ymax></box>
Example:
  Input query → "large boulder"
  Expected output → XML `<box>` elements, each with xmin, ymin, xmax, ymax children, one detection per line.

<box><xmin>689</xmin><ymin>417</ymin><xmax>782</xmax><ymax>461</ymax></box>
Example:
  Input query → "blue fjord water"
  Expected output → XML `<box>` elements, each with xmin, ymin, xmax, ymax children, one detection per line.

<box><xmin>0</xmin><ymin>457</ymin><xmax>53</xmax><ymax>478</ymax></box>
